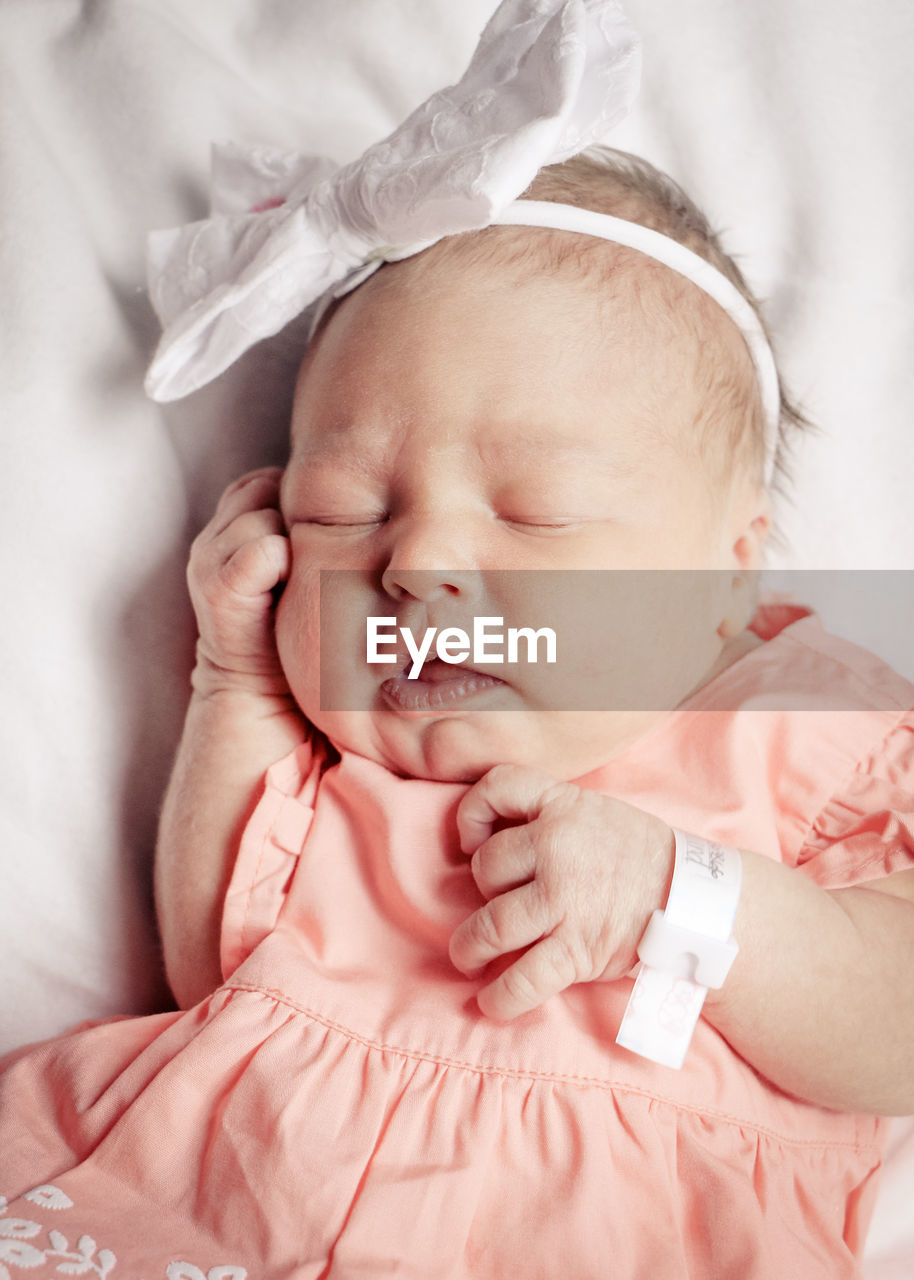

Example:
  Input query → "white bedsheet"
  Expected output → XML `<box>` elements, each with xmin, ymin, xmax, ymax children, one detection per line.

<box><xmin>1</xmin><ymin>1</ymin><xmax>911</xmax><ymax>1269</ymax></box>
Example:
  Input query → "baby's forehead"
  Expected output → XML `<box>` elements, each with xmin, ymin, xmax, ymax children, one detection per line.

<box><xmin>387</xmin><ymin>227</ymin><xmax>748</xmax><ymax>399</ymax></box>
<box><xmin>293</xmin><ymin>228</ymin><xmax>759</xmax><ymax>480</ymax></box>
<box><xmin>429</xmin><ymin>227</ymin><xmax>764</xmax><ymax>478</ymax></box>
<box><xmin>307</xmin><ymin>226</ymin><xmax>717</xmax><ymax>374</ymax></box>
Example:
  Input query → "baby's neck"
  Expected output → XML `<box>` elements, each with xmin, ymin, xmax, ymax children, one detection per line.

<box><xmin>696</xmin><ymin>627</ymin><xmax>764</xmax><ymax>693</ymax></box>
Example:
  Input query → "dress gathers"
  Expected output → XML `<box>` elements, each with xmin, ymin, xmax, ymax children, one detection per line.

<box><xmin>1</xmin><ymin>604</ymin><xmax>913</xmax><ymax>1278</ymax></box>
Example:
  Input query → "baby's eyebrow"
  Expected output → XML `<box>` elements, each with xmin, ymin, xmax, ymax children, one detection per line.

<box><xmin>286</xmin><ymin>439</ymin><xmax>384</xmax><ymax>478</ymax></box>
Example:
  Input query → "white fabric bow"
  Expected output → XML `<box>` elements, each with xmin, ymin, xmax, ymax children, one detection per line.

<box><xmin>144</xmin><ymin>0</ymin><xmax>640</xmax><ymax>401</ymax></box>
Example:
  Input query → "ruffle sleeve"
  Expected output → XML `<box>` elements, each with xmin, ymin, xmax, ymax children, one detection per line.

<box><xmin>795</xmin><ymin>711</ymin><xmax>914</xmax><ymax>888</ymax></box>
<box><xmin>220</xmin><ymin>738</ymin><xmax>325</xmax><ymax>980</ymax></box>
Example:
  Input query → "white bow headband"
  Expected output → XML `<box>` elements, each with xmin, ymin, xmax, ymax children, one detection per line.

<box><xmin>145</xmin><ymin>0</ymin><xmax>780</xmax><ymax>479</ymax></box>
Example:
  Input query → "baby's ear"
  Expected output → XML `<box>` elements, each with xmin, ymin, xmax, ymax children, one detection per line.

<box><xmin>718</xmin><ymin>486</ymin><xmax>771</xmax><ymax>638</ymax></box>
<box><xmin>731</xmin><ymin>485</ymin><xmax>772</xmax><ymax>571</ymax></box>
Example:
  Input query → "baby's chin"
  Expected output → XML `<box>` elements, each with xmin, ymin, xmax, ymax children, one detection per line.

<box><xmin>311</xmin><ymin>706</ymin><xmax>664</xmax><ymax>785</ymax></box>
<box><xmin>338</xmin><ymin>715</ymin><xmax>506</xmax><ymax>783</ymax></box>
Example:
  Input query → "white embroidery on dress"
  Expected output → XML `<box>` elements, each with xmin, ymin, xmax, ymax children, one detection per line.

<box><xmin>0</xmin><ymin>1204</ymin><xmax>116</xmax><ymax>1277</ymax></box>
<box><xmin>0</xmin><ymin>1189</ymin><xmax>247</xmax><ymax>1279</ymax></box>
<box><xmin>23</xmin><ymin>1189</ymin><xmax>72</xmax><ymax>1213</ymax></box>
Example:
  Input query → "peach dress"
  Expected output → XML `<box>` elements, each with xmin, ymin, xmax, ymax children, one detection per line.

<box><xmin>2</xmin><ymin>604</ymin><xmax>913</xmax><ymax>1279</ymax></box>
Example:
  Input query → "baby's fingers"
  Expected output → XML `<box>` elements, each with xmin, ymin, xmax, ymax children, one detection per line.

<box><xmin>219</xmin><ymin>530</ymin><xmax>291</xmax><ymax>598</ymax></box>
<box><xmin>457</xmin><ymin>764</ymin><xmax>569</xmax><ymax>854</ymax></box>
<box><xmin>190</xmin><ymin>504</ymin><xmax>288</xmax><ymax>599</ymax></box>
<box><xmin>208</xmin><ymin>467</ymin><xmax>285</xmax><ymax>538</ymax></box>
<box><xmin>449</xmin><ymin>881</ymin><xmax>549</xmax><ymax>976</ymax></box>
<box><xmin>475</xmin><ymin>935</ymin><xmax>579</xmax><ymax>1022</ymax></box>
<box><xmin>469</xmin><ymin>826</ymin><xmax>537</xmax><ymax>901</ymax></box>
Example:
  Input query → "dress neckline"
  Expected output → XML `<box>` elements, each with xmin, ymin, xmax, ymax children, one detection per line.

<box><xmin>570</xmin><ymin>599</ymin><xmax>816</xmax><ymax>785</ymax></box>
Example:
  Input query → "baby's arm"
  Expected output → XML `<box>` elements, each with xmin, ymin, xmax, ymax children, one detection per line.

<box><xmin>701</xmin><ymin>855</ymin><xmax>914</xmax><ymax>1115</ymax></box>
<box><xmin>155</xmin><ymin>469</ymin><xmax>307</xmax><ymax>1008</ymax></box>
<box><xmin>449</xmin><ymin>765</ymin><xmax>914</xmax><ymax>1115</ymax></box>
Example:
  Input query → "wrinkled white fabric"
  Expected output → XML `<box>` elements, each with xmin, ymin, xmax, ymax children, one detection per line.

<box><xmin>144</xmin><ymin>0</ymin><xmax>640</xmax><ymax>401</ymax></box>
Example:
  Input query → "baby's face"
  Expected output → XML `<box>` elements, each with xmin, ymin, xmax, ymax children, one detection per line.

<box><xmin>277</xmin><ymin>249</ymin><xmax>768</xmax><ymax>782</ymax></box>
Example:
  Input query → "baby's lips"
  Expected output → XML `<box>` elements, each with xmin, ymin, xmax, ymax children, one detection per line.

<box><xmin>402</xmin><ymin>657</ymin><xmax>504</xmax><ymax>685</ymax></box>
<box><xmin>368</xmin><ymin>647</ymin><xmax>507</xmax><ymax>682</ymax></box>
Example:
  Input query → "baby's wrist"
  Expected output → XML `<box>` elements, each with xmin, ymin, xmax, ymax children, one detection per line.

<box><xmin>190</xmin><ymin>645</ymin><xmax>297</xmax><ymax>706</ymax></box>
<box><xmin>629</xmin><ymin>816</ymin><xmax>677</xmax><ymax>965</ymax></box>
<box><xmin>616</xmin><ymin>829</ymin><xmax>743</xmax><ymax>1069</ymax></box>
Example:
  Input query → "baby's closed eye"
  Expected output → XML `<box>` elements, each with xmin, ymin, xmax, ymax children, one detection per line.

<box><xmin>492</xmin><ymin>475</ymin><xmax>620</xmax><ymax>534</ymax></box>
<box><xmin>498</xmin><ymin>513</ymin><xmax>583</xmax><ymax>533</ymax></box>
<box><xmin>282</xmin><ymin>481</ymin><xmax>388</xmax><ymax>532</ymax></box>
<box><xmin>296</xmin><ymin>512</ymin><xmax>388</xmax><ymax>529</ymax></box>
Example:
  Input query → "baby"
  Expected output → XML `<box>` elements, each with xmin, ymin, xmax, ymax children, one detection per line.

<box><xmin>2</xmin><ymin>3</ymin><xmax>913</xmax><ymax>1276</ymax></box>
<box><xmin>160</xmin><ymin>147</ymin><xmax>789</xmax><ymax>1021</ymax></box>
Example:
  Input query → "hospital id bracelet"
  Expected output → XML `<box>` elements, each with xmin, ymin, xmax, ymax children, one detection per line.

<box><xmin>615</xmin><ymin>829</ymin><xmax>742</xmax><ymax>1070</ymax></box>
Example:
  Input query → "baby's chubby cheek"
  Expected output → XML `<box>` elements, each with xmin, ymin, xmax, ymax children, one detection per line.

<box><xmin>497</xmin><ymin>567</ymin><xmax>727</xmax><ymax>714</ymax></box>
<box><xmin>274</xmin><ymin>561</ymin><xmax>323</xmax><ymax>716</ymax></box>
<box><xmin>273</xmin><ymin>560</ymin><xmax>389</xmax><ymax>735</ymax></box>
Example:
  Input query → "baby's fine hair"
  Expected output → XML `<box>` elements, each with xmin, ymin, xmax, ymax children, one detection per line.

<box><xmin>527</xmin><ymin>148</ymin><xmax>808</xmax><ymax>491</ymax></box>
<box><xmin>411</xmin><ymin>146</ymin><xmax>809</xmax><ymax>494</ymax></box>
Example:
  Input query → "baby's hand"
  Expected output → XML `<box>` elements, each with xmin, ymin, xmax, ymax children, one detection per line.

<box><xmin>449</xmin><ymin>765</ymin><xmax>675</xmax><ymax>1021</ymax></box>
<box><xmin>188</xmin><ymin>467</ymin><xmax>292</xmax><ymax>699</ymax></box>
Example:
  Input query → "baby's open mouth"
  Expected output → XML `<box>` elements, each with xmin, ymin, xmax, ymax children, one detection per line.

<box><xmin>379</xmin><ymin>658</ymin><xmax>505</xmax><ymax>712</ymax></box>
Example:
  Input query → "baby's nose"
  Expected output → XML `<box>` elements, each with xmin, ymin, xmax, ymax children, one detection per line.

<box><xmin>382</xmin><ymin>564</ymin><xmax>483</xmax><ymax>602</ymax></box>
<box><xmin>381</xmin><ymin>515</ymin><xmax>481</xmax><ymax>603</ymax></box>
